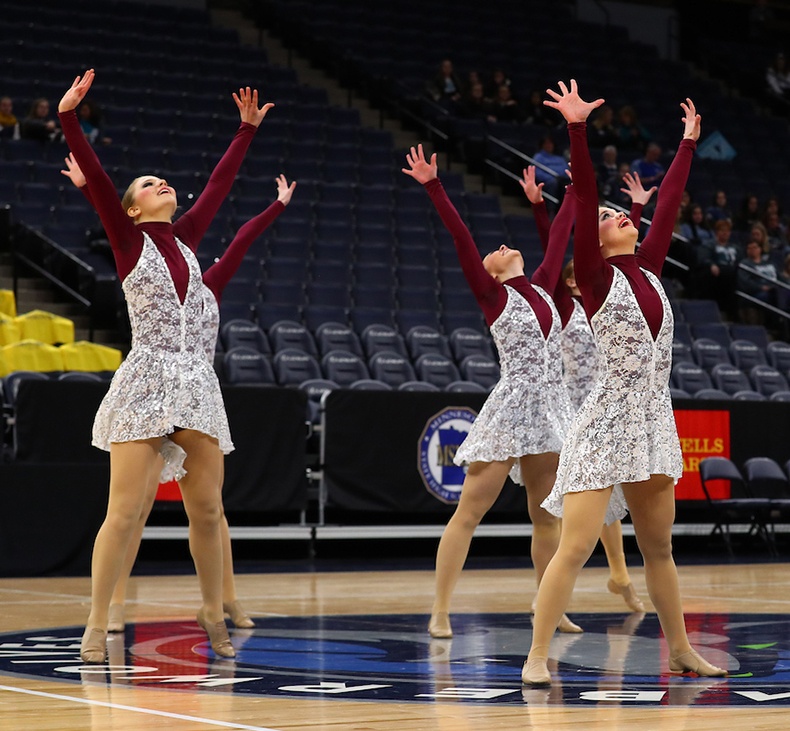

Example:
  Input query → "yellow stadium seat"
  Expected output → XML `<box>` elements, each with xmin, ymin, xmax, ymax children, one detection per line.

<box><xmin>0</xmin><ymin>289</ymin><xmax>16</xmax><ymax>317</ymax></box>
<box><xmin>0</xmin><ymin>339</ymin><xmax>65</xmax><ymax>376</ymax></box>
<box><xmin>0</xmin><ymin>313</ymin><xmax>22</xmax><ymax>347</ymax></box>
<box><xmin>14</xmin><ymin>309</ymin><xmax>75</xmax><ymax>345</ymax></box>
<box><xmin>59</xmin><ymin>340</ymin><xmax>123</xmax><ymax>373</ymax></box>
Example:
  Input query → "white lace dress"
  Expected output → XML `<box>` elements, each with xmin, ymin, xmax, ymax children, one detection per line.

<box><xmin>92</xmin><ymin>236</ymin><xmax>234</xmax><ymax>477</ymax></box>
<box><xmin>542</xmin><ymin>267</ymin><xmax>683</xmax><ymax>523</ymax></box>
<box><xmin>561</xmin><ymin>298</ymin><xmax>601</xmax><ymax>411</ymax></box>
<box><xmin>454</xmin><ymin>285</ymin><xmax>574</xmax><ymax>485</ymax></box>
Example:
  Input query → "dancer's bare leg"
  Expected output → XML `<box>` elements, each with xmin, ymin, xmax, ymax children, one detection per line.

<box><xmin>520</xmin><ymin>453</ymin><xmax>561</xmax><ymax>586</ymax></box>
<box><xmin>169</xmin><ymin>429</ymin><xmax>224</xmax><ymax>623</ymax></box>
<box><xmin>81</xmin><ymin>438</ymin><xmax>163</xmax><ymax>661</ymax></box>
<box><xmin>430</xmin><ymin>459</ymin><xmax>513</xmax><ymax>635</ymax></box>
<box><xmin>524</xmin><ymin>486</ymin><xmax>613</xmax><ymax>684</ymax></box>
<box><xmin>600</xmin><ymin>518</ymin><xmax>645</xmax><ymax>612</ymax></box>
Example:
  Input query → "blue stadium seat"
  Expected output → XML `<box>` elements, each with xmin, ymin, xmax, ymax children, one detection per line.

<box><xmin>273</xmin><ymin>348</ymin><xmax>322</xmax><ymax>386</ymax></box>
<box><xmin>460</xmin><ymin>355</ymin><xmax>501</xmax><ymax>390</ymax></box>
<box><xmin>750</xmin><ymin>364</ymin><xmax>789</xmax><ymax>397</ymax></box>
<box><xmin>222</xmin><ymin>346</ymin><xmax>276</xmax><ymax>386</ymax></box>
<box><xmin>220</xmin><ymin>319</ymin><xmax>270</xmax><ymax>354</ymax></box>
<box><xmin>314</xmin><ymin>321</ymin><xmax>363</xmax><ymax>358</ymax></box>
<box><xmin>691</xmin><ymin>338</ymin><xmax>730</xmax><ymax>370</ymax></box>
<box><xmin>729</xmin><ymin>339</ymin><xmax>767</xmax><ymax>371</ymax></box>
<box><xmin>405</xmin><ymin>325</ymin><xmax>452</xmax><ymax>361</ymax></box>
<box><xmin>710</xmin><ymin>363</ymin><xmax>751</xmax><ymax>396</ymax></box>
<box><xmin>691</xmin><ymin>323</ymin><xmax>732</xmax><ymax>348</ymax></box>
<box><xmin>680</xmin><ymin>299</ymin><xmax>722</xmax><ymax>324</ymax></box>
<box><xmin>321</xmin><ymin>349</ymin><xmax>370</xmax><ymax>387</ymax></box>
<box><xmin>766</xmin><ymin>341</ymin><xmax>790</xmax><ymax>373</ymax></box>
<box><xmin>398</xmin><ymin>380</ymin><xmax>441</xmax><ymax>392</ymax></box>
<box><xmin>360</xmin><ymin>323</ymin><xmax>408</xmax><ymax>358</ymax></box>
<box><xmin>268</xmin><ymin>319</ymin><xmax>318</xmax><ymax>356</ymax></box>
<box><xmin>414</xmin><ymin>353</ymin><xmax>461</xmax><ymax>389</ymax></box>
<box><xmin>671</xmin><ymin>362</ymin><xmax>712</xmax><ymax>395</ymax></box>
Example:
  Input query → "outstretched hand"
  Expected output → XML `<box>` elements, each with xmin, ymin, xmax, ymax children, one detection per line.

<box><xmin>620</xmin><ymin>171</ymin><xmax>656</xmax><ymax>206</ymax></box>
<box><xmin>401</xmin><ymin>144</ymin><xmax>438</xmax><ymax>184</ymax></box>
<box><xmin>276</xmin><ymin>174</ymin><xmax>297</xmax><ymax>206</ymax></box>
<box><xmin>233</xmin><ymin>87</ymin><xmax>275</xmax><ymax>127</ymax></box>
<box><xmin>544</xmin><ymin>79</ymin><xmax>604</xmax><ymax>124</ymax></box>
<box><xmin>519</xmin><ymin>166</ymin><xmax>544</xmax><ymax>204</ymax></box>
<box><xmin>60</xmin><ymin>153</ymin><xmax>86</xmax><ymax>188</ymax></box>
<box><xmin>680</xmin><ymin>98</ymin><xmax>701</xmax><ymax>141</ymax></box>
<box><xmin>58</xmin><ymin>69</ymin><xmax>95</xmax><ymax>113</ymax></box>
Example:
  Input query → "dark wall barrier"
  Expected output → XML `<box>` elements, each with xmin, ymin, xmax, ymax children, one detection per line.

<box><xmin>323</xmin><ymin>392</ymin><xmax>790</xmax><ymax>516</ymax></box>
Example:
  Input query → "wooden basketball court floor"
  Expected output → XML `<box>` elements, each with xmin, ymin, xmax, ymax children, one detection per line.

<box><xmin>2</xmin><ymin>556</ymin><xmax>790</xmax><ymax>730</ymax></box>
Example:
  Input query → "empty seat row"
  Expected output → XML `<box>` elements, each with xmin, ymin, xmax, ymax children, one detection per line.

<box><xmin>670</xmin><ymin>361</ymin><xmax>790</xmax><ymax>398</ymax></box>
<box><xmin>673</xmin><ymin>338</ymin><xmax>790</xmax><ymax>373</ymax></box>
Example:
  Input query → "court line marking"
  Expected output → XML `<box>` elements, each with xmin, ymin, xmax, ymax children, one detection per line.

<box><xmin>0</xmin><ymin>685</ymin><xmax>281</xmax><ymax>731</ymax></box>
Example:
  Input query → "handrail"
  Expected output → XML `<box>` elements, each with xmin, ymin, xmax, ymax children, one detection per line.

<box><xmin>736</xmin><ymin>291</ymin><xmax>790</xmax><ymax>322</ymax></box>
<box><xmin>737</xmin><ymin>260</ymin><xmax>790</xmax><ymax>293</ymax></box>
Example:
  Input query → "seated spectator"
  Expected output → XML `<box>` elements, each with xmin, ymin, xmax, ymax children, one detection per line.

<box><xmin>485</xmin><ymin>67</ymin><xmax>513</xmax><ymax>100</ymax></box>
<box><xmin>487</xmin><ymin>84</ymin><xmax>523</xmax><ymax>124</ymax></box>
<box><xmin>0</xmin><ymin>95</ymin><xmax>20</xmax><ymax>140</ymax></box>
<box><xmin>738</xmin><ymin>238</ymin><xmax>778</xmax><ymax>324</ymax></box>
<box><xmin>696</xmin><ymin>219</ymin><xmax>743</xmax><ymax>319</ymax></box>
<box><xmin>733</xmin><ymin>193</ymin><xmax>762</xmax><ymax>234</ymax></box>
<box><xmin>764</xmin><ymin>209</ymin><xmax>787</xmax><ymax>256</ymax></box>
<box><xmin>749</xmin><ymin>221</ymin><xmax>772</xmax><ymax>256</ymax></box>
<box><xmin>20</xmin><ymin>97</ymin><xmax>62</xmax><ymax>143</ymax></box>
<box><xmin>705</xmin><ymin>189</ymin><xmax>733</xmax><ymax>226</ymax></box>
<box><xmin>427</xmin><ymin>58</ymin><xmax>463</xmax><ymax>112</ymax></box>
<box><xmin>588</xmin><ymin>103</ymin><xmax>618</xmax><ymax>148</ymax></box>
<box><xmin>630</xmin><ymin>141</ymin><xmax>665</xmax><ymax>191</ymax></box>
<box><xmin>679</xmin><ymin>203</ymin><xmax>715</xmax><ymax>269</ymax></box>
<box><xmin>777</xmin><ymin>252</ymin><xmax>790</xmax><ymax>312</ymax></box>
<box><xmin>458</xmin><ymin>81</ymin><xmax>492</xmax><ymax>120</ymax></box>
<box><xmin>77</xmin><ymin>99</ymin><xmax>111</xmax><ymax>145</ymax></box>
<box><xmin>596</xmin><ymin>144</ymin><xmax>620</xmax><ymax>199</ymax></box>
<box><xmin>523</xmin><ymin>88</ymin><xmax>560</xmax><ymax>128</ymax></box>
<box><xmin>614</xmin><ymin>104</ymin><xmax>651</xmax><ymax>153</ymax></box>
<box><xmin>765</xmin><ymin>51</ymin><xmax>790</xmax><ymax>111</ymax></box>
<box><xmin>533</xmin><ymin>133</ymin><xmax>569</xmax><ymax>206</ymax></box>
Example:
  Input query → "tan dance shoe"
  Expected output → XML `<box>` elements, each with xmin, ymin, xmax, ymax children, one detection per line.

<box><xmin>669</xmin><ymin>649</ymin><xmax>727</xmax><ymax>677</ymax></box>
<box><xmin>428</xmin><ymin>611</ymin><xmax>453</xmax><ymax>639</ymax></box>
<box><xmin>607</xmin><ymin>579</ymin><xmax>646</xmax><ymax>612</ymax></box>
<box><xmin>107</xmin><ymin>604</ymin><xmax>125</xmax><ymax>633</ymax></box>
<box><xmin>557</xmin><ymin>614</ymin><xmax>583</xmax><ymax>633</ymax></box>
<box><xmin>223</xmin><ymin>600</ymin><xmax>255</xmax><ymax>629</ymax></box>
<box><xmin>80</xmin><ymin>627</ymin><xmax>107</xmax><ymax>663</ymax></box>
<box><xmin>196</xmin><ymin>608</ymin><xmax>236</xmax><ymax>658</ymax></box>
<box><xmin>521</xmin><ymin>657</ymin><xmax>552</xmax><ymax>687</ymax></box>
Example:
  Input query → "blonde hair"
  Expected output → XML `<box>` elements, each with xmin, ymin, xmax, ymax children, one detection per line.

<box><xmin>121</xmin><ymin>176</ymin><xmax>144</xmax><ymax>214</ymax></box>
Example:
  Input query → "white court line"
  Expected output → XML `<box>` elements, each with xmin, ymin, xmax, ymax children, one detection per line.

<box><xmin>0</xmin><ymin>685</ymin><xmax>282</xmax><ymax>731</ymax></box>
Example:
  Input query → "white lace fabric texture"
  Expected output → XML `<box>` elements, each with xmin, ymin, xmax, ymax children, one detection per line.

<box><xmin>454</xmin><ymin>285</ymin><xmax>573</xmax><ymax>485</ymax></box>
<box><xmin>543</xmin><ymin>267</ymin><xmax>683</xmax><ymax>524</ymax></box>
<box><xmin>92</xmin><ymin>236</ymin><xmax>234</xmax><ymax>482</ymax></box>
<box><xmin>561</xmin><ymin>298</ymin><xmax>601</xmax><ymax>411</ymax></box>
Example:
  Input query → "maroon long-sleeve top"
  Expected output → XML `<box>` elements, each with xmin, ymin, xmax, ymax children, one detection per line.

<box><xmin>568</xmin><ymin>122</ymin><xmax>695</xmax><ymax>338</ymax></box>
<box><xmin>77</xmin><ymin>184</ymin><xmax>285</xmax><ymax>305</ymax></box>
<box><xmin>424</xmin><ymin>178</ymin><xmax>567</xmax><ymax>338</ymax></box>
<box><xmin>532</xmin><ymin>188</ymin><xmax>644</xmax><ymax>328</ymax></box>
<box><xmin>59</xmin><ymin>108</ymin><xmax>257</xmax><ymax>304</ymax></box>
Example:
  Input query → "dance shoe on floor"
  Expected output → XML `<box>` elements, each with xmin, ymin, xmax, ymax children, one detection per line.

<box><xmin>80</xmin><ymin>627</ymin><xmax>107</xmax><ymax>663</ymax></box>
<box><xmin>223</xmin><ymin>600</ymin><xmax>255</xmax><ymax>629</ymax></box>
<box><xmin>669</xmin><ymin>649</ymin><xmax>727</xmax><ymax>677</ymax></box>
<box><xmin>607</xmin><ymin>579</ymin><xmax>646</xmax><ymax>612</ymax></box>
<box><xmin>522</xmin><ymin>657</ymin><xmax>552</xmax><ymax>687</ymax></box>
<box><xmin>196</xmin><ymin>608</ymin><xmax>236</xmax><ymax>658</ymax></box>
<box><xmin>107</xmin><ymin>603</ymin><xmax>125</xmax><ymax>633</ymax></box>
<box><xmin>428</xmin><ymin>611</ymin><xmax>453</xmax><ymax>639</ymax></box>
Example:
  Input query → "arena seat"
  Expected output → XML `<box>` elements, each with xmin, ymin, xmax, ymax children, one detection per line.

<box><xmin>222</xmin><ymin>346</ymin><xmax>276</xmax><ymax>386</ymax></box>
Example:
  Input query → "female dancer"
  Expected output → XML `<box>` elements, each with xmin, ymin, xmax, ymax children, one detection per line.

<box><xmin>402</xmin><ymin>145</ymin><xmax>578</xmax><ymax>640</ymax></box>
<box><xmin>522</xmin><ymin>165</ymin><xmax>650</xmax><ymax>613</ymax></box>
<box><xmin>61</xmin><ymin>154</ymin><xmax>296</xmax><ymax>632</ymax></box>
<box><xmin>523</xmin><ymin>80</ymin><xmax>726</xmax><ymax>685</ymax></box>
<box><xmin>58</xmin><ymin>69</ymin><xmax>272</xmax><ymax>662</ymax></box>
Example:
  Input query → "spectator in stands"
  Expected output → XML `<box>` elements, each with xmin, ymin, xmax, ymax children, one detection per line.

<box><xmin>0</xmin><ymin>96</ymin><xmax>20</xmax><ymax>140</ymax></box>
<box><xmin>485</xmin><ymin>67</ymin><xmax>513</xmax><ymax>100</ymax></box>
<box><xmin>677</xmin><ymin>203</ymin><xmax>714</xmax><ymax>274</ymax></box>
<box><xmin>21</xmin><ymin>97</ymin><xmax>62</xmax><ymax>143</ymax></box>
<box><xmin>402</xmin><ymin>143</ymin><xmax>577</xmax><ymax>642</ymax></box>
<box><xmin>764</xmin><ymin>208</ymin><xmax>788</xmax><ymax>257</ymax></box>
<box><xmin>533</xmin><ymin>133</ymin><xmax>570</xmax><ymax>208</ymax></box>
<box><xmin>749</xmin><ymin>220</ymin><xmax>771</xmax><ymax>255</ymax></box>
<box><xmin>614</xmin><ymin>103</ymin><xmax>651</xmax><ymax>153</ymax></box>
<box><xmin>78</xmin><ymin>99</ymin><xmax>111</xmax><ymax>146</ymax></box>
<box><xmin>733</xmin><ymin>193</ymin><xmax>762</xmax><ymax>234</ymax></box>
<box><xmin>58</xmin><ymin>69</ymin><xmax>272</xmax><ymax>665</ymax></box>
<box><xmin>524</xmin><ymin>88</ymin><xmax>561</xmax><ymax>128</ymax></box>
<box><xmin>765</xmin><ymin>51</ymin><xmax>790</xmax><ymax>111</ymax></box>
<box><xmin>705</xmin><ymin>189</ymin><xmax>733</xmax><ymax>226</ymax></box>
<box><xmin>750</xmin><ymin>0</ymin><xmax>778</xmax><ymax>42</ymax></box>
<box><xmin>427</xmin><ymin>58</ymin><xmax>463</xmax><ymax>112</ymax></box>
<box><xmin>587</xmin><ymin>103</ymin><xmax>619</xmax><ymax>148</ymax></box>
<box><xmin>596</xmin><ymin>144</ymin><xmax>620</xmax><ymax>199</ymax></box>
<box><xmin>680</xmin><ymin>203</ymin><xmax>715</xmax><ymax>246</ymax></box>
<box><xmin>487</xmin><ymin>84</ymin><xmax>523</xmax><ymax>124</ymax></box>
<box><xmin>630</xmin><ymin>142</ymin><xmax>665</xmax><ymax>189</ymax></box>
<box><xmin>61</xmin><ymin>152</ymin><xmax>296</xmax><ymax>634</ymax></box>
<box><xmin>458</xmin><ymin>81</ymin><xmax>493</xmax><ymax>120</ymax></box>
<box><xmin>737</xmin><ymin>237</ymin><xmax>778</xmax><ymax>324</ymax></box>
<box><xmin>699</xmin><ymin>218</ymin><xmax>743</xmax><ymax>318</ymax></box>
<box><xmin>777</xmin><ymin>252</ymin><xmax>790</xmax><ymax>311</ymax></box>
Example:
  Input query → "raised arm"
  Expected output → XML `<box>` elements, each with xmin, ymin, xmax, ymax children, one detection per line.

<box><xmin>637</xmin><ymin>98</ymin><xmax>700</xmax><ymax>275</ymax></box>
<box><xmin>520</xmin><ymin>166</ymin><xmax>550</xmax><ymax>251</ymax></box>
<box><xmin>544</xmin><ymin>79</ymin><xmax>611</xmax><ymax>316</ymax></box>
<box><xmin>57</xmin><ymin>70</ymin><xmax>138</xmax><ymax>254</ymax></box>
<box><xmin>620</xmin><ymin>171</ymin><xmax>654</xmax><ymax>230</ymax></box>
<box><xmin>174</xmin><ymin>87</ymin><xmax>273</xmax><ymax>251</ymax></box>
<box><xmin>203</xmin><ymin>175</ymin><xmax>295</xmax><ymax>302</ymax></box>
<box><xmin>402</xmin><ymin>145</ymin><xmax>503</xmax><ymax>312</ymax></box>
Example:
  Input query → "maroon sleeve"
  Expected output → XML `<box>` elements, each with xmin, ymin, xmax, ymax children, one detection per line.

<box><xmin>533</xmin><ymin>184</ymin><xmax>575</xmax><ymax>294</ymax></box>
<box><xmin>546</xmin><ymin>187</ymin><xmax>577</xmax><ymax>326</ymax></box>
<box><xmin>424</xmin><ymin>179</ymin><xmax>506</xmax><ymax>324</ymax></box>
<box><xmin>203</xmin><ymin>201</ymin><xmax>285</xmax><ymax>302</ymax></box>
<box><xmin>567</xmin><ymin>122</ymin><xmax>613</xmax><ymax>320</ymax></box>
<box><xmin>173</xmin><ymin>122</ymin><xmax>257</xmax><ymax>252</ymax></box>
<box><xmin>636</xmin><ymin>138</ymin><xmax>696</xmax><ymax>276</ymax></box>
<box><xmin>629</xmin><ymin>202</ymin><xmax>644</xmax><ymax>226</ymax></box>
<box><xmin>532</xmin><ymin>200</ymin><xmax>551</xmax><ymax>253</ymax></box>
<box><xmin>59</xmin><ymin>110</ymin><xmax>142</xmax><ymax>279</ymax></box>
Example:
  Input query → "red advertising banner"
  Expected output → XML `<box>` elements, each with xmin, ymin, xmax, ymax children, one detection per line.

<box><xmin>673</xmin><ymin>409</ymin><xmax>731</xmax><ymax>500</ymax></box>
